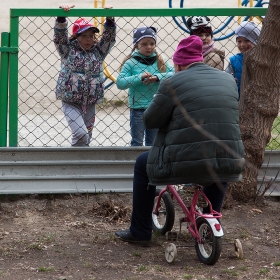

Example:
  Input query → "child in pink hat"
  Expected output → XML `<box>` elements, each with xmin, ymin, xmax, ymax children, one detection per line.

<box><xmin>53</xmin><ymin>3</ymin><xmax>116</xmax><ymax>146</ymax></box>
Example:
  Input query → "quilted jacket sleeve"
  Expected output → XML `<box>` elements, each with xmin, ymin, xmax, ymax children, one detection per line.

<box><xmin>53</xmin><ymin>19</ymin><xmax>70</xmax><ymax>59</ymax></box>
<box><xmin>143</xmin><ymin>79</ymin><xmax>174</xmax><ymax>129</ymax></box>
<box><xmin>96</xmin><ymin>18</ymin><xmax>116</xmax><ymax>60</ymax></box>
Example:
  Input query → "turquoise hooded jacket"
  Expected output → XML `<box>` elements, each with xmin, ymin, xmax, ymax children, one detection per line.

<box><xmin>116</xmin><ymin>50</ymin><xmax>174</xmax><ymax>109</ymax></box>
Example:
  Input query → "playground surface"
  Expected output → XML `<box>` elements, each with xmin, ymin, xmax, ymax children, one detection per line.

<box><xmin>0</xmin><ymin>192</ymin><xmax>279</xmax><ymax>279</ymax></box>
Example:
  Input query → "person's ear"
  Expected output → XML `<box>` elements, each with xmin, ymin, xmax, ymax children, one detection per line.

<box><xmin>174</xmin><ymin>64</ymin><xmax>181</xmax><ymax>73</ymax></box>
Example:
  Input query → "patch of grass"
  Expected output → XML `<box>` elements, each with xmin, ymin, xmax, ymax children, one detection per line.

<box><xmin>266</xmin><ymin>116</ymin><xmax>280</xmax><ymax>150</ymax></box>
<box><xmin>221</xmin><ymin>269</ymin><xmax>238</xmax><ymax>276</ymax></box>
<box><xmin>184</xmin><ymin>265</ymin><xmax>191</xmax><ymax>271</ymax></box>
<box><xmin>273</xmin><ymin>261</ymin><xmax>280</xmax><ymax>266</ymax></box>
<box><xmin>239</xmin><ymin>229</ymin><xmax>249</xmax><ymax>239</ymax></box>
<box><xmin>83</xmin><ymin>262</ymin><xmax>91</xmax><ymax>267</ymax></box>
<box><xmin>153</xmin><ymin>230</ymin><xmax>162</xmax><ymax>238</ymax></box>
<box><xmin>132</xmin><ymin>251</ymin><xmax>142</xmax><ymax>257</ymax></box>
<box><xmin>113</xmin><ymin>100</ymin><xmax>126</xmax><ymax>107</ymax></box>
<box><xmin>38</xmin><ymin>267</ymin><xmax>54</xmax><ymax>272</ymax></box>
<box><xmin>136</xmin><ymin>265</ymin><xmax>147</xmax><ymax>272</ymax></box>
<box><xmin>41</xmin><ymin>232</ymin><xmax>56</xmax><ymax>243</ymax></box>
<box><xmin>28</xmin><ymin>243</ymin><xmax>43</xmax><ymax>250</ymax></box>
<box><xmin>183</xmin><ymin>275</ymin><xmax>194</xmax><ymax>279</ymax></box>
<box><xmin>239</xmin><ymin>266</ymin><xmax>248</xmax><ymax>271</ymax></box>
<box><xmin>154</xmin><ymin>265</ymin><xmax>164</xmax><ymax>272</ymax></box>
<box><xmin>108</xmin><ymin>233</ymin><xmax>117</xmax><ymax>240</ymax></box>
<box><xmin>259</xmin><ymin>267</ymin><xmax>270</xmax><ymax>275</ymax></box>
<box><xmin>97</xmin><ymin>97</ymin><xmax>128</xmax><ymax>109</ymax></box>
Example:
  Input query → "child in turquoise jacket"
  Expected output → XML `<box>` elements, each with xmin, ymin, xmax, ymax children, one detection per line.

<box><xmin>116</xmin><ymin>26</ymin><xmax>174</xmax><ymax>146</ymax></box>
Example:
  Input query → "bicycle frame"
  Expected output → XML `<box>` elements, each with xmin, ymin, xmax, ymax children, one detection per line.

<box><xmin>153</xmin><ymin>184</ymin><xmax>223</xmax><ymax>243</ymax></box>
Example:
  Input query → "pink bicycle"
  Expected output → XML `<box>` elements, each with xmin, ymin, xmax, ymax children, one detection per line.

<box><xmin>152</xmin><ymin>184</ymin><xmax>243</xmax><ymax>265</ymax></box>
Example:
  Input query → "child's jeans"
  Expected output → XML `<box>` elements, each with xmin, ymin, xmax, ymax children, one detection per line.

<box><xmin>62</xmin><ymin>101</ymin><xmax>96</xmax><ymax>146</ymax></box>
<box><xmin>130</xmin><ymin>108</ymin><xmax>157</xmax><ymax>146</ymax></box>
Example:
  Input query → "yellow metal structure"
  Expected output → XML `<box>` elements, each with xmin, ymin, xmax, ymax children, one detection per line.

<box><xmin>94</xmin><ymin>0</ymin><xmax>116</xmax><ymax>84</ymax></box>
<box><xmin>94</xmin><ymin>0</ymin><xmax>105</xmax><ymax>33</ymax></box>
<box><xmin>237</xmin><ymin>0</ymin><xmax>262</xmax><ymax>25</ymax></box>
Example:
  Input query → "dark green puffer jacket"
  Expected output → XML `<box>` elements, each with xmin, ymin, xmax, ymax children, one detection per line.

<box><xmin>143</xmin><ymin>63</ymin><xmax>245</xmax><ymax>185</ymax></box>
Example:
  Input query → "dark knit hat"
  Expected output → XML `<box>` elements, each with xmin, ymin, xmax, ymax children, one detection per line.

<box><xmin>173</xmin><ymin>35</ymin><xmax>203</xmax><ymax>66</ymax></box>
<box><xmin>186</xmin><ymin>16</ymin><xmax>213</xmax><ymax>37</ymax></box>
<box><xmin>133</xmin><ymin>26</ymin><xmax>157</xmax><ymax>46</ymax></box>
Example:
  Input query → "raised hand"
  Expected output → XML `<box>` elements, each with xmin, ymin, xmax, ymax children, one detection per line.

<box><xmin>59</xmin><ymin>3</ymin><xmax>75</xmax><ymax>11</ymax></box>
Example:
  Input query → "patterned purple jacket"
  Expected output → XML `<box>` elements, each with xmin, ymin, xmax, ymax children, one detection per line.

<box><xmin>54</xmin><ymin>19</ymin><xmax>116</xmax><ymax>105</ymax></box>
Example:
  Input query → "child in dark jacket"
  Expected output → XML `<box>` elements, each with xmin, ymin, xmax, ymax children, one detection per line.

<box><xmin>54</xmin><ymin>3</ymin><xmax>116</xmax><ymax>146</ymax></box>
<box><xmin>225</xmin><ymin>21</ymin><xmax>261</xmax><ymax>99</ymax></box>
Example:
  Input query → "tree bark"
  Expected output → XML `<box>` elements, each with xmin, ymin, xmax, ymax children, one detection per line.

<box><xmin>230</xmin><ymin>0</ymin><xmax>280</xmax><ymax>201</ymax></box>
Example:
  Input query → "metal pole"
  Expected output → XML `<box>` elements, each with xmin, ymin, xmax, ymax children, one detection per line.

<box><xmin>9</xmin><ymin>15</ymin><xmax>19</xmax><ymax>147</ymax></box>
<box><xmin>0</xmin><ymin>32</ymin><xmax>10</xmax><ymax>147</ymax></box>
<box><xmin>238</xmin><ymin>0</ymin><xmax>242</xmax><ymax>24</ymax></box>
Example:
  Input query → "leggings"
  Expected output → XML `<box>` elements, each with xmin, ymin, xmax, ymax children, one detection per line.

<box><xmin>62</xmin><ymin>101</ymin><xmax>96</xmax><ymax>146</ymax></box>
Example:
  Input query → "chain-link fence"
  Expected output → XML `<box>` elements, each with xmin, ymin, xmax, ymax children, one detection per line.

<box><xmin>2</xmin><ymin>7</ymin><xmax>277</xmax><ymax>148</ymax></box>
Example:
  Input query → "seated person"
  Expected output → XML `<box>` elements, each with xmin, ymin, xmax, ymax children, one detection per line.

<box><xmin>115</xmin><ymin>36</ymin><xmax>245</xmax><ymax>247</ymax></box>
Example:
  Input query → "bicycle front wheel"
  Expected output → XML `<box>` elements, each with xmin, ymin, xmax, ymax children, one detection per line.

<box><xmin>152</xmin><ymin>188</ymin><xmax>175</xmax><ymax>235</ymax></box>
<box><xmin>195</xmin><ymin>217</ymin><xmax>222</xmax><ymax>265</ymax></box>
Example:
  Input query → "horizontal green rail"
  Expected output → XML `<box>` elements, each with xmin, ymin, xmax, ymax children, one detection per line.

<box><xmin>10</xmin><ymin>8</ymin><xmax>267</xmax><ymax>17</ymax></box>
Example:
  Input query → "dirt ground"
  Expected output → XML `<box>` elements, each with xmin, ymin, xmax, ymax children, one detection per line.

<box><xmin>0</xmin><ymin>192</ymin><xmax>280</xmax><ymax>280</ymax></box>
<box><xmin>1</xmin><ymin>1</ymin><xmax>278</xmax><ymax>279</ymax></box>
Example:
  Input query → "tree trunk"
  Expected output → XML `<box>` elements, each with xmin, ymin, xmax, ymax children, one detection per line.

<box><xmin>230</xmin><ymin>0</ymin><xmax>280</xmax><ymax>201</ymax></box>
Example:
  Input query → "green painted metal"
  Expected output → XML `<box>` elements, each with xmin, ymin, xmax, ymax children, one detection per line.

<box><xmin>0</xmin><ymin>47</ymin><xmax>18</xmax><ymax>52</ymax></box>
<box><xmin>0</xmin><ymin>32</ymin><xmax>10</xmax><ymax>147</ymax></box>
<box><xmin>10</xmin><ymin>7</ymin><xmax>267</xmax><ymax>17</ymax></box>
<box><xmin>9</xmin><ymin>16</ymin><xmax>19</xmax><ymax>147</ymax></box>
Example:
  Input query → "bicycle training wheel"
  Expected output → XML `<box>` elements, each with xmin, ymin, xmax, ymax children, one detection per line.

<box><xmin>195</xmin><ymin>217</ymin><xmax>222</xmax><ymax>265</ymax></box>
<box><xmin>234</xmin><ymin>239</ymin><xmax>243</xmax><ymax>259</ymax></box>
<box><xmin>165</xmin><ymin>243</ymin><xmax>177</xmax><ymax>263</ymax></box>
<box><xmin>152</xmin><ymin>188</ymin><xmax>175</xmax><ymax>235</ymax></box>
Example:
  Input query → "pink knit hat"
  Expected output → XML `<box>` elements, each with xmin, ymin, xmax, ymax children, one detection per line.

<box><xmin>173</xmin><ymin>35</ymin><xmax>203</xmax><ymax>66</ymax></box>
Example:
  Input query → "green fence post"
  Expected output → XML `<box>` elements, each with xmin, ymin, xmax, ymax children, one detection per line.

<box><xmin>0</xmin><ymin>32</ymin><xmax>10</xmax><ymax>147</ymax></box>
<box><xmin>9</xmin><ymin>15</ymin><xmax>19</xmax><ymax>147</ymax></box>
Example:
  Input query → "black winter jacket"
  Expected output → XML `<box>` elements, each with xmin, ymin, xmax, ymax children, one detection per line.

<box><xmin>143</xmin><ymin>63</ymin><xmax>245</xmax><ymax>185</ymax></box>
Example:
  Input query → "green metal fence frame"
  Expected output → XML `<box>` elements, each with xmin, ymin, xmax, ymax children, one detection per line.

<box><xmin>0</xmin><ymin>33</ymin><xmax>10</xmax><ymax>147</ymax></box>
<box><xmin>0</xmin><ymin>7</ymin><xmax>267</xmax><ymax>147</ymax></box>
